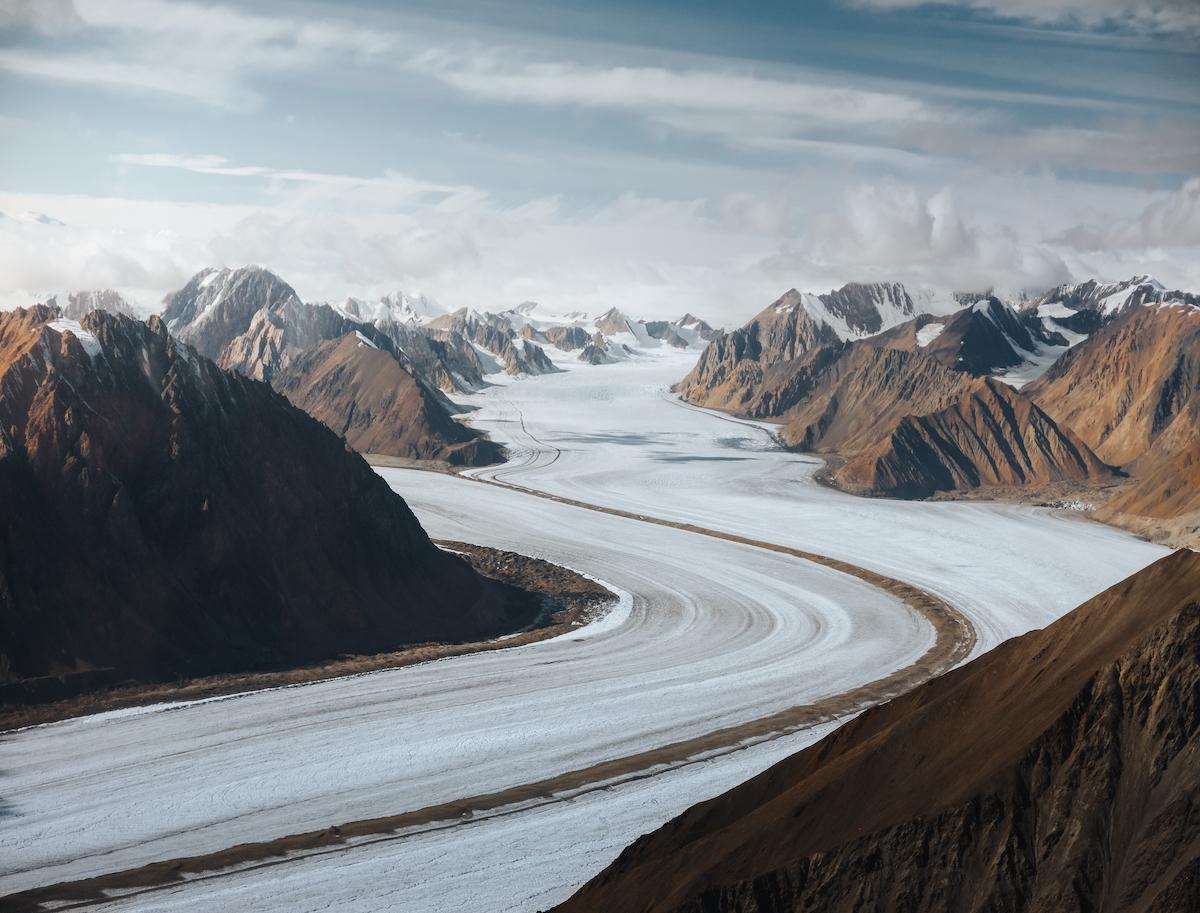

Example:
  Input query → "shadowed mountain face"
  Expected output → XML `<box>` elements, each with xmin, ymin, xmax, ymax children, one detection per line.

<box><xmin>0</xmin><ymin>306</ymin><xmax>532</xmax><ymax>689</ymax></box>
<box><xmin>557</xmin><ymin>549</ymin><xmax>1200</xmax><ymax>913</ymax></box>
<box><xmin>272</xmin><ymin>333</ymin><xmax>503</xmax><ymax>465</ymax></box>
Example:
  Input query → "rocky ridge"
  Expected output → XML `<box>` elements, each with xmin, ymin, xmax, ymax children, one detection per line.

<box><xmin>557</xmin><ymin>549</ymin><xmax>1200</xmax><ymax>913</ymax></box>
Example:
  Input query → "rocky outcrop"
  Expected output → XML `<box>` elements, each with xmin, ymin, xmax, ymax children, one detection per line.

<box><xmin>557</xmin><ymin>549</ymin><xmax>1200</xmax><ymax>913</ymax></box>
<box><xmin>678</xmin><ymin>313</ymin><xmax>718</xmax><ymax>341</ymax></box>
<box><xmin>272</xmin><ymin>332</ymin><xmax>502</xmax><ymax>465</ymax></box>
<box><xmin>643</xmin><ymin>321</ymin><xmax>690</xmax><ymax>348</ymax></box>
<box><xmin>836</xmin><ymin>377</ymin><xmax>1112</xmax><ymax>498</ymax></box>
<box><xmin>0</xmin><ymin>307</ymin><xmax>531</xmax><ymax>689</ymax></box>
<box><xmin>595</xmin><ymin>307</ymin><xmax>634</xmax><ymax>336</ymax></box>
<box><xmin>579</xmin><ymin>339</ymin><xmax>615</xmax><ymax>365</ymax></box>
<box><xmin>519</xmin><ymin>323</ymin><xmax>550</xmax><ymax>344</ymax></box>
<box><xmin>161</xmin><ymin>266</ymin><xmax>300</xmax><ymax>359</ymax></box>
<box><xmin>545</xmin><ymin>325</ymin><xmax>592</xmax><ymax>351</ymax></box>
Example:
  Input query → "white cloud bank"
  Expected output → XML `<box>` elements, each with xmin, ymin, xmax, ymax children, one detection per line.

<box><xmin>3</xmin><ymin>175</ymin><xmax>1197</xmax><ymax>322</ymax></box>
<box><xmin>847</xmin><ymin>0</ymin><xmax>1200</xmax><ymax>37</ymax></box>
<box><xmin>1056</xmin><ymin>176</ymin><xmax>1200</xmax><ymax>250</ymax></box>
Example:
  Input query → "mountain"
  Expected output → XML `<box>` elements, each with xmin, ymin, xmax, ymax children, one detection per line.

<box><xmin>676</xmin><ymin>290</ymin><xmax>843</xmax><ymax>412</ymax></box>
<box><xmin>595</xmin><ymin>307</ymin><xmax>635</xmax><ymax>336</ymax></box>
<box><xmin>0</xmin><ymin>306</ymin><xmax>532</xmax><ymax>691</ymax></box>
<box><xmin>836</xmin><ymin>376</ymin><xmax>1112</xmax><ymax>498</ymax></box>
<box><xmin>372</xmin><ymin>321</ymin><xmax>490</xmax><ymax>393</ymax></box>
<box><xmin>161</xmin><ymin>266</ymin><xmax>300</xmax><ymax>359</ymax></box>
<box><xmin>429</xmin><ymin>308</ymin><xmax>561</xmax><ymax>376</ymax></box>
<box><xmin>886</xmin><ymin>296</ymin><xmax>1077</xmax><ymax>385</ymax></box>
<box><xmin>271</xmin><ymin>332</ymin><xmax>503</xmax><ymax>465</ymax></box>
<box><xmin>43</xmin><ymin>289</ymin><xmax>136</xmax><ymax>321</ymax></box>
<box><xmin>806</xmin><ymin>281</ymin><xmax>958</xmax><ymax>338</ymax></box>
<box><xmin>557</xmin><ymin>548</ymin><xmax>1200</xmax><ymax>913</ymax></box>
<box><xmin>219</xmin><ymin>296</ymin><xmax>371</xmax><ymax>382</ymax></box>
<box><xmin>544</xmin><ymin>325</ymin><xmax>592</xmax><ymax>351</ymax></box>
<box><xmin>1023</xmin><ymin>275</ymin><xmax>1199</xmax><ymax>321</ymax></box>
<box><xmin>677</xmin><ymin>282</ymin><xmax>964</xmax><ymax>413</ymax></box>
<box><xmin>778</xmin><ymin>345</ymin><xmax>976</xmax><ymax>450</ymax></box>
<box><xmin>678</xmin><ymin>313</ymin><xmax>718</xmax><ymax>341</ymax></box>
<box><xmin>159</xmin><ymin>270</ymin><xmax>500</xmax><ymax>465</ymax></box>
<box><xmin>1027</xmin><ymin>300</ymin><xmax>1200</xmax><ymax>546</ymax></box>
<box><xmin>336</xmin><ymin>290</ymin><xmax>445</xmax><ymax>325</ymax></box>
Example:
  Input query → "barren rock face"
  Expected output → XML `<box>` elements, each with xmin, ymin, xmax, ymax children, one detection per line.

<box><xmin>557</xmin><ymin>549</ymin><xmax>1200</xmax><ymax>913</ymax></box>
<box><xmin>815</xmin><ymin>281</ymin><xmax>916</xmax><ymax>336</ymax></box>
<box><xmin>162</xmin><ymin>266</ymin><xmax>301</xmax><ymax>360</ymax></box>
<box><xmin>272</xmin><ymin>332</ymin><xmax>503</xmax><ymax>465</ymax></box>
<box><xmin>1029</xmin><ymin>303</ymin><xmax>1200</xmax><ymax>468</ymax></box>
<box><xmin>837</xmin><ymin>376</ymin><xmax>1112</xmax><ymax>497</ymax></box>
<box><xmin>545</xmin><ymin>325</ymin><xmax>592</xmax><ymax>351</ymax></box>
<box><xmin>1028</xmin><ymin>303</ymin><xmax>1200</xmax><ymax>536</ymax></box>
<box><xmin>675</xmin><ymin>290</ymin><xmax>842</xmax><ymax>412</ymax></box>
<box><xmin>0</xmin><ymin>306</ymin><xmax>528</xmax><ymax>688</ymax></box>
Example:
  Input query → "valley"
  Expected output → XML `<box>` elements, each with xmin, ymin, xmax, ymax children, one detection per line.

<box><xmin>0</xmin><ymin>343</ymin><xmax>1166</xmax><ymax>913</ymax></box>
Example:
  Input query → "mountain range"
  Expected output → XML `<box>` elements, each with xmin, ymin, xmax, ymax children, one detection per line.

<box><xmin>678</xmin><ymin>277</ymin><xmax>1199</xmax><ymax>547</ymax></box>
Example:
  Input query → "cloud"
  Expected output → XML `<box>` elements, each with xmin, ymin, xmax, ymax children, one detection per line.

<box><xmin>756</xmin><ymin>181</ymin><xmax>1074</xmax><ymax>293</ymax></box>
<box><xmin>0</xmin><ymin>0</ymin><xmax>81</xmax><ymax>32</ymax></box>
<box><xmin>845</xmin><ymin>0</ymin><xmax>1200</xmax><ymax>36</ymax></box>
<box><xmin>1055</xmin><ymin>177</ymin><xmax>1200</xmax><ymax>250</ymax></box>
<box><xmin>408</xmin><ymin>45</ymin><xmax>959</xmax><ymax>131</ymax></box>
<box><xmin>0</xmin><ymin>0</ymin><xmax>398</xmax><ymax>108</ymax></box>
<box><xmin>111</xmin><ymin>153</ymin><xmax>474</xmax><ymax>205</ymax></box>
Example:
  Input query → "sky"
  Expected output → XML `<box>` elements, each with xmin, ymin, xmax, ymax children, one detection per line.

<box><xmin>0</xmin><ymin>0</ymin><xmax>1198</xmax><ymax>322</ymax></box>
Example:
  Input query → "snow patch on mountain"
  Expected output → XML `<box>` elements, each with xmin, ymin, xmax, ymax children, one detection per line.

<box><xmin>48</xmin><ymin>318</ymin><xmax>102</xmax><ymax>358</ymax></box>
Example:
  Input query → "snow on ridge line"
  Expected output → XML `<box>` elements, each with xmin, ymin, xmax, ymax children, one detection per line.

<box><xmin>48</xmin><ymin>318</ymin><xmax>103</xmax><ymax>358</ymax></box>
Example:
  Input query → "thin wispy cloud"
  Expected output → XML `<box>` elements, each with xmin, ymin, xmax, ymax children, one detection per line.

<box><xmin>845</xmin><ymin>0</ymin><xmax>1200</xmax><ymax>37</ymax></box>
<box><xmin>112</xmin><ymin>153</ymin><xmax>473</xmax><ymax>203</ymax></box>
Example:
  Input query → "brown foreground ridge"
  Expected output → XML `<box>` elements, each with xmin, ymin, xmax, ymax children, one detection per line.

<box><xmin>0</xmin><ymin>541</ymin><xmax>613</xmax><ymax>732</ymax></box>
<box><xmin>555</xmin><ymin>548</ymin><xmax>1200</xmax><ymax>913</ymax></box>
<box><xmin>0</xmin><ymin>491</ymin><xmax>975</xmax><ymax>913</ymax></box>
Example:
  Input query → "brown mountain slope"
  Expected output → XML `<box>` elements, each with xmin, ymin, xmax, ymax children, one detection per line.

<box><xmin>557</xmin><ymin>548</ymin><xmax>1200</xmax><ymax>913</ymax></box>
<box><xmin>1027</xmin><ymin>303</ymin><xmax>1200</xmax><ymax>544</ymax></box>
<box><xmin>676</xmin><ymin>291</ymin><xmax>842</xmax><ymax>413</ymax></box>
<box><xmin>272</xmin><ymin>333</ymin><xmax>502</xmax><ymax>465</ymax></box>
<box><xmin>778</xmin><ymin>345</ymin><xmax>975</xmax><ymax>451</ymax></box>
<box><xmin>0</xmin><ymin>307</ymin><xmax>532</xmax><ymax>690</ymax></box>
<box><xmin>1026</xmin><ymin>303</ymin><xmax>1200</xmax><ymax>468</ymax></box>
<box><xmin>836</xmin><ymin>377</ymin><xmax>1112</xmax><ymax>498</ymax></box>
